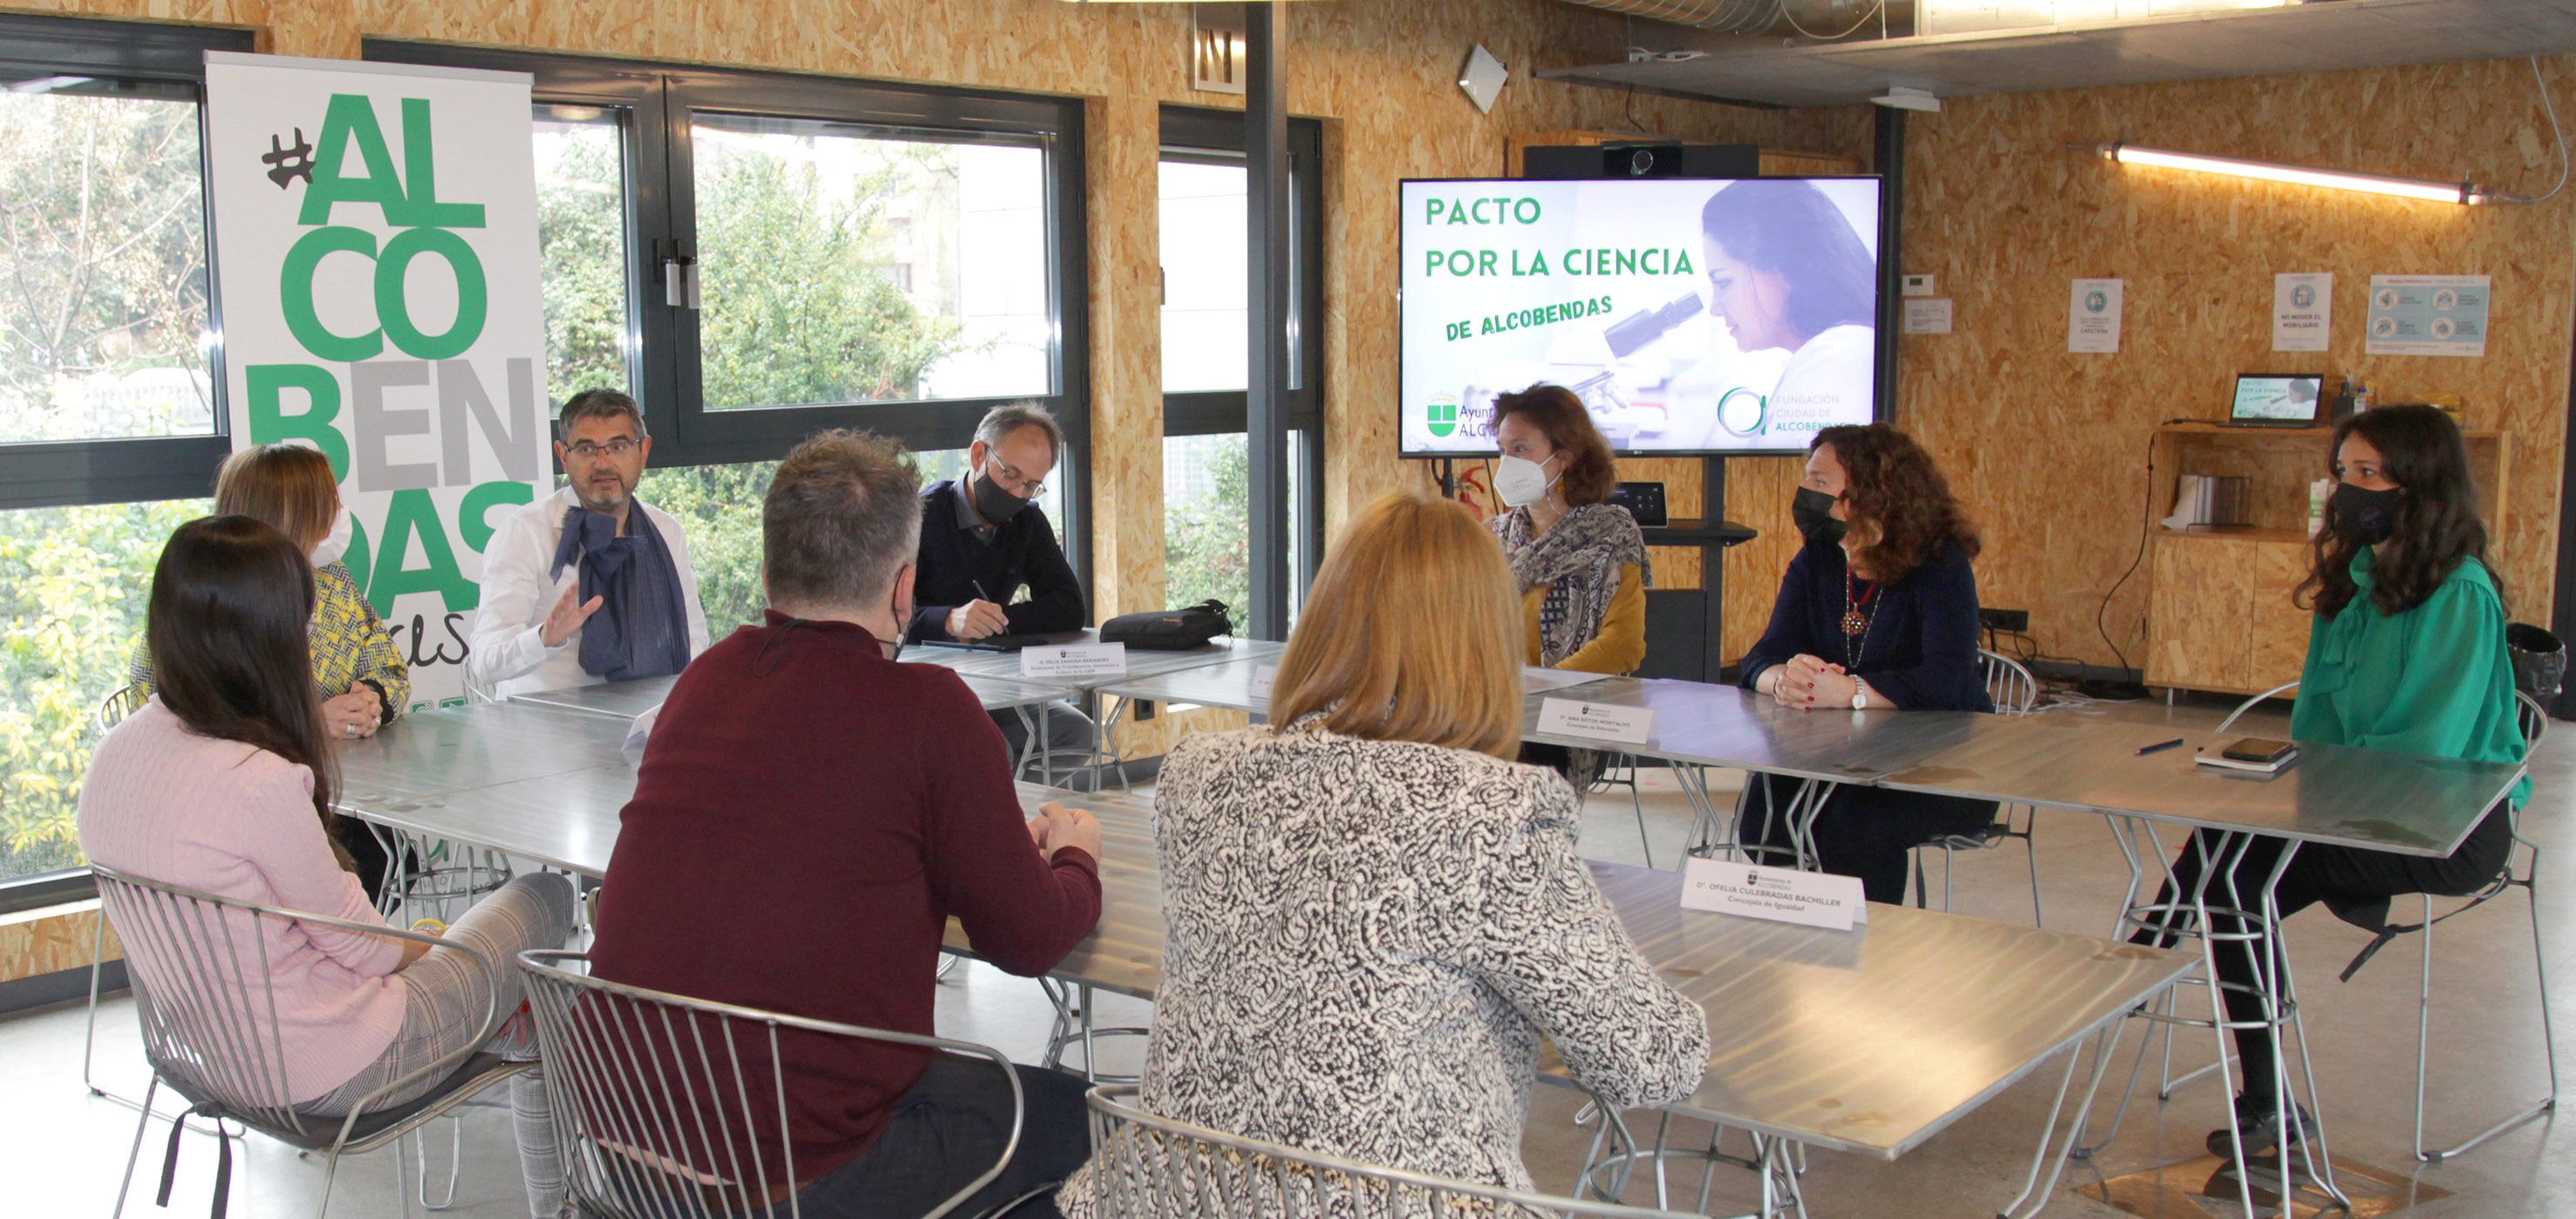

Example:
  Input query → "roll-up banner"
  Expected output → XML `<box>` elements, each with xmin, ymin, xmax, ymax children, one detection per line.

<box><xmin>204</xmin><ymin>52</ymin><xmax>546</xmax><ymax>709</ymax></box>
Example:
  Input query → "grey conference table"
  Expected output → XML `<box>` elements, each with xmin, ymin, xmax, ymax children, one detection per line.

<box><xmin>1878</xmin><ymin>712</ymin><xmax>2531</xmax><ymax>1214</ymax></box>
<box><xmin>509</xmin><ymin>670</ymin><xmax>1083</xmax><ymax>721</ymax></box>
<box><xmin>902</xmin><ymin>631</ymin><xmax>1288</xmax><ymax>787</ymax></box>
<box><xmin>505</xmin><ymin>669</ymin><xmax>1083</xmax><ymax>778</ymax></box>
<box><xmin>1090</xmin><ymin>661</ymin><xmax>1986</xmax><ymax>866</ymax></box>
<box><xmin>327</xmin><ymin>699</ymin><xmax>2193</xmax><ymax>1218</ymax></box>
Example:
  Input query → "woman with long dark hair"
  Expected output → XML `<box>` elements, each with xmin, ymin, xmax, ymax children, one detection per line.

<box><xmin>2142</xmin><ymin>404</ymin><xmax>2527</xmax><ymax>1159</ymax></box>
<box><xmin>79</xmin><ymin>517</ymin><xmax>577</xmax><ymax>1219</ymax></box>
<box><xmin>1737</xmin><ymin>422</ymin><xmax>1996</xmax><ymax>901</ymax></box>
<box><xmin>1693</xmin><ymin>179</ymin><xmax>1877</xmax><ymax>444</ymax></box>
<box><xmin>130</xmin><ymin>442</ymin><xmax>411</xmax><ymax>901</ymax></box>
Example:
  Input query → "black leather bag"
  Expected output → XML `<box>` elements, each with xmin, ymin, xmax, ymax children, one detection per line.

<box><xmin>1099</xmin><ymin>600</ymin><xmax>1232</xmax><ymax>650</ymax></box>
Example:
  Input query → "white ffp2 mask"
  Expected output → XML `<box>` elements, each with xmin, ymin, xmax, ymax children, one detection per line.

<box><xmin>311</xmin><ymin>505</ymin><xmax>353</xmax><ymax>566</ymax></box>
<box><xmin>1493</xmin><ymin>454</ymin><xmax>1561</xmax><ymax>509</ymax></box>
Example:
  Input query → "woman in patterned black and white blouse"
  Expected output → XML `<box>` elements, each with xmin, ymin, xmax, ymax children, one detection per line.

<box><xmin>1055</xmin><ymin>490</ymin><xmax>1710</xmax><ymax>1215</ymax></box>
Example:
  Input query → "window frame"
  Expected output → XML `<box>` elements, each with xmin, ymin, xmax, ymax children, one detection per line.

<box><xmin>366</xmin><ymin>40</ymin><xmax>1094</xmax><ymax>586</ymax></box>
<box><xmin>1157</xmin><ymin>105</ymin><xmax>1325</xmax><ymax>591</ymax></box>
<box><xmin>0</xmin><ymin>14</ymin><xmax>252</xmax><ymax>515</ymax></box>
<box><xmin>0</xmin><ymin>14</ymin><xmax>252</xmax><ymax>914</ymax></box>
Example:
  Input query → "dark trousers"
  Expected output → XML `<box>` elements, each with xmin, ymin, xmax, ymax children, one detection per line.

<box><xmin>1737</xmin><ymin>775</ymin><xmax>1998</xmax><ymax>904</ymax></box>
<box><xmin>772</xmin><ymin>1055</ymin><xmax>1088</xmax><ymax>1219</ymax></box>
<box><xmin>2135</xmin><ymin>804</ymin><xmax>2511</xmax><ymax>1104</ymax></box>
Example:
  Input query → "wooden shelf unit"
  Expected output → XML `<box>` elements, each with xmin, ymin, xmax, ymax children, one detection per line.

<box><xmin>2142</xmin><ymin>422</ymin><xmax>2511</xmax><ymax>696</ymax></box>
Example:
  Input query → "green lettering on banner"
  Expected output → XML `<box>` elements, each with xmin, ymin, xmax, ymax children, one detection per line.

<box><xmin>369</xmin><ymin>488</ymin><xmax>478</xmax><ymax>612</ymax></box>
<box><xmin>244</xmin><ymin>364</ymin><xmax>351</xmax><ymax>477</ymax></box>
<box><xmin>457</xmin><ymin>480</ymin><xmax>534</xmax><ymax>553</ymax></box>
<box><xmin>341</xmin><ymin>515</ymin><xmax>373</xmax><ymax>592</ymax></box>
<box><xmin>282</xmin><ymin>227</ymin><xmax>384</xmax><ymax>361</ymax></box>
<box><xmin>300</xmin><ymin>94</ymin><xmax>409</xmax><ymax>227</ymax></box>
<box><xmin>302</xmin><ymin>93</ymin><xmax>490</xmax><ymax>229</ymax></box>
<box><xmin>377</xmin><ymin>227</ymin><xmax>489</xmax><ymax>358</ymax></box>
<box><xmin>396</xmin><ymin>99</ymin><xmax>486</xmax><ymax>229</ymax></box>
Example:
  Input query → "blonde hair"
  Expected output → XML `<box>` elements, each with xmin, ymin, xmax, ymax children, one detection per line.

<box><xmin>1269</xmin><ymin>490</ymin><xmax>1523</xmax><ymax>759</ymax></box>
<box><xmin>215</xmin><ymin>443</ymin><xmax>339</xmax><ymax>553</ymax></box>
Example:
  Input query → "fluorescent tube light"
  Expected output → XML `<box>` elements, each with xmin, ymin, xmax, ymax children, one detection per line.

<box><xmin>2098</xmin><ymin>141</ymin><xmax>2473</xmax><ymax>205</ymax></box>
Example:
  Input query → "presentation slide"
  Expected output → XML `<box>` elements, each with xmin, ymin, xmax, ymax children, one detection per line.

<box><xmin>2231</xmin><ymin>375</ymin><xmax>2322</xmax><ymax>423</ymax></box>
<box><xmin>1400</xmin><ymin>176</ymin><xmax>1882</xmax><ymax>456</ymax></box>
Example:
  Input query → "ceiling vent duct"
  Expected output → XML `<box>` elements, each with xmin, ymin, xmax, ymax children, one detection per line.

<box><xmin>1560</xmin><ymin>0</ymin><xmax>1896</xmax><ymax>40</ymax></box>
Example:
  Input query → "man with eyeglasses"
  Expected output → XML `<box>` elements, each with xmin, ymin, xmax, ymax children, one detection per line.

<box><xmin>911</xmin><ymin>402</ymin><xmax>1092</xmax><ymax>769</ymax></box>
<box><xmin>466</xmin><ymin>388</ymin><xmax>711</xmax><ymax>701</ymax></box>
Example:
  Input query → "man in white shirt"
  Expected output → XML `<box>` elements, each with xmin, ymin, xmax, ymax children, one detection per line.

<box><xmin>467</xmin><ymin>389</ymin><xmax>711</xmax><ymax>700</ymax></box>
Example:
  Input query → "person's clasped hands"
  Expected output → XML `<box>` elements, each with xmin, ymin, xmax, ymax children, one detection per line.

<box><xmin>1023</xmin><ymin>799</ymin><xmax>1105</xmax><ymax>862</ymax></box>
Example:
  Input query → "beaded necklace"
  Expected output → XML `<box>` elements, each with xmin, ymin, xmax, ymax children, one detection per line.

<box><xmin>1842</xmin><ymin>565</ymin><xmax>1881</xmax><ymax>669</ymax></box>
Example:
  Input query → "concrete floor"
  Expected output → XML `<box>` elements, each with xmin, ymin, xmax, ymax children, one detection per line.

<box><xmin>5</xmin><ymin>693</ymin><xmax>2570</xmax><ymax>1216</ymax></box>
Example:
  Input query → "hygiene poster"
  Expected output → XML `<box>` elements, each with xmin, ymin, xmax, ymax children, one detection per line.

<box><xmin>2366</xmin><ymin>274</ymin><xmax>2491</xmax><ymax>358</ymax></box>
<box><xmin>2272</xmin><ymin>271</ymin><xmax>2332</xmax><ymax>353</ymax></box>
<box><xmin>205</xmin><ymin>53</ymin><xmax>549</xmax><ymax>709</ymax></box>
<box><xmin>2067</xmin><ymin>278</ymin><xmax>2123</xmax><ymax>353</ymax></box>
<box><xmin>1398</xmin><ymin>177</ymin><xmax>1882</xmax><ymax>455</ymax></box>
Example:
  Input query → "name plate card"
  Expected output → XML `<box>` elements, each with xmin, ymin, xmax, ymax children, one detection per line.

<box><xmin>1022</xmin><ymin>642</ymin><xmax>1127</xmax><ymax>679</ymax></box>
<box><xmin>1681</xmin><ymin>858</ymin><xmax>1869</xmax><ymax>932</ymax></box>
<box><xmin>1249</xmin><ymin>663</ymin><xmax>1278</xmax><ymax>702</ymax></box>
<box><xmin>1536</xmin><ymin>696</ymin><xmax>1655</xmax><ymax>746</ymax></box>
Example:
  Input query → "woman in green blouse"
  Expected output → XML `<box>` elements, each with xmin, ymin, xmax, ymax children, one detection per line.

<box><xmin>2149</xmin><ymin>404</ymin><xmax>2527</xmax><ymax>1158</ymax></box>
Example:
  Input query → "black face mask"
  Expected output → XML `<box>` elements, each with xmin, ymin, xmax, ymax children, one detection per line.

<box><xmin>1792</xmin><ymin>485</ymin><xmax>1848</xmax><ymax>546</ymax></box>
<box><xmin>969</xmin><ymin>469</ymin><xmax>1031</xmax><ymax>526</ymax></box>
<box><xmin>2329</xmin><ymin>482</ymin><xmax>2401</xmax><ymax>546</ymax></box>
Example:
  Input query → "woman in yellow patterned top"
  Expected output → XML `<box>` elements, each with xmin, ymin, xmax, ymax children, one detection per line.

<box><xmin>129</xmin><ymin>444</ymin><xmax>411</xmax><ymax>896</ymax></box>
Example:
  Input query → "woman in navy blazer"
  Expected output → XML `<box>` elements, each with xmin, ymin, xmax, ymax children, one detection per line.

<box><xmin>1737</xmin><ymin>423</ymin><xmax>1996</xmax><ymax>902</ymax></box>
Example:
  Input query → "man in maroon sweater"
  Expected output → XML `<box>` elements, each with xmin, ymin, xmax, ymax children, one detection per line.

<box><xmin>591</xmin><ymin>428</ymin><xmax>1104</xmax><ymax>1217</ymax></box>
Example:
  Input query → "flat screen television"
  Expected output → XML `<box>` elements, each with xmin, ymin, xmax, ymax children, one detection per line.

<box><xmin>1398</xmin><ymin>175</ymin><xmax>1885</xmax><ymax>458</ymax></box>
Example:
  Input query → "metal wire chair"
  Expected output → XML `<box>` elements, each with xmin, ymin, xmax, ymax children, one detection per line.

<box><xmin>2345</xmin><ymin>687</ymin><xmax>2556</xmax><ymax>1161</ymax></box>
<box><xmin>82</xmin><ymin>684</ymin><xmax>152</xmax><ymax>1108</ymax></box>
<box><xmin>1083</xmin><ymin>1084</ymin><xmax>1698</xmax><ymax>1218</ymax></box>
<box><xmin>516</xmin><ymin>949</ymin><xmax>1023</xmax><ymax>1219</ymax></box>
<box><xmin>1909</xmin><ymin>649</ymin><xmax>2046</xmax><ymax>922</ymax></box>
<box><xmin>92</xmin><ymin>865</ymin><xmax>526</xmax><ymax>1218</ymax></box>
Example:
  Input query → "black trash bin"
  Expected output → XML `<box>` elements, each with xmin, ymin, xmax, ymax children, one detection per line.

<box><xmin>2507</xmin><ymin>622</ymin><xmax>2565</xmax><ymax>701</ymax></box>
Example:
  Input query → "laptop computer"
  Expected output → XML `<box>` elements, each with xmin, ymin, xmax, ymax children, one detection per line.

<box><xmin>916</xmin><ymin>629</ymin><xmax>1089</xmax><ymax>654</ymax></box>
<box><xmin>2228</xmin><ymin>373</ymin><xmax>2325</xmax><ymax>427</ymax></box>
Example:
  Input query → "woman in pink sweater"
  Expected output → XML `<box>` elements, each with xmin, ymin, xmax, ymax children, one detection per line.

<box><xmin>79</xmin><ymin>515</ymin><xmax>576</xmax><ymax>1218</ymax></box>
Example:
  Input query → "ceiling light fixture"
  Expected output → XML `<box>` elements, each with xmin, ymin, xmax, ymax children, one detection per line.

<box><xmin>2094</xmin><ymin>140</ymin><xmax>2475</xmax><ymax>205</ymax></box>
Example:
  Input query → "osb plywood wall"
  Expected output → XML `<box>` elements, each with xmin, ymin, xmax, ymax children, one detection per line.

<box><xmin>1898</xmin><ymin>57</ymin><xmax>2576</xmax><ymax>673</ymax></box>
<box><xmin>0</xmin><ymin>904</ymin><xmax>116</xmax><ymax>986</ymax></box>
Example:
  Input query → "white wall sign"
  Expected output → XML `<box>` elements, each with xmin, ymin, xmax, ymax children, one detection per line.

<box><xmin>2366</xmin><ymin>274</ymin><xmax>2490</xmax><ymax>357</ymax></box>
<box><xmin>2067</xmin><ymin>278</ymin><xmax>2123</xmax><ymax>353</ymax></box>
<box><xmin>1249</xmin><ymin>663</ymin><xmax>1278</xmax><ymax>702</ymax></box>
<box><xmin>2272</xmin><ymin>272</ymin><xmax>2332</xmax><ymax>353</ymax></box>
<box><xmin>1903</xmin><ymin>298</ymin><xmax>1954</xmax><ymax>334</ymax></box>
<box><xmin>205</xmin><ymin>54</ymin><xmax>547</xmax><ymax>710</ymax></box>
<box><xmin>1681</xmin><ymin>858</ymin><xmax>1869</xmax><ymax>931</ymax></box>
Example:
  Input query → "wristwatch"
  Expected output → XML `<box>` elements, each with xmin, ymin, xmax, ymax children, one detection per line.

<box><xmin>1851</xmin><ymin>688</ymin><xmax>1870</xmax><ymax>710</ymax></box>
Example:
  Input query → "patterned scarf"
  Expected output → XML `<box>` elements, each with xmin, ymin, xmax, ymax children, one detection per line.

<box><xmin>1490</xmin><ymin>503</ymin><xmax>1653</xmax><ymax>667</ymax></box>
<box><xmin>550</xmin><ymin>503</ymin><xmax>690</xmax><ymax>682</ymax></box>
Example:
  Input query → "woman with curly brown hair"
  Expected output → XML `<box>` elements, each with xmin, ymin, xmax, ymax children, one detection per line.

<box><xmin>1737</xmin><ymin>422</ymin><xmax>1995</xmax><ymax>901</ymax></box>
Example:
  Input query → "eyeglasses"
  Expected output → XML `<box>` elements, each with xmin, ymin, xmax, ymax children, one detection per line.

<box><xmin>566</xmin><ymin>438</ymin><xmax>639</xmax><ymax>460</ymax></box>
<box><xmin>991</xmin><ymin>463</ymin><xmax>1046</xmax><ymax>497</ymax></box>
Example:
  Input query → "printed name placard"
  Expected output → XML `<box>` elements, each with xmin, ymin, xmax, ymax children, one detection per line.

<box><xmin>1249</xmin><ymin>663</ymin><xmax>1278</xmax><ymax>702</ymax></box>
<box><xmin>1022</xmin><ymin>642</ymin><xmax>1127</xmax><ymax>679</ymax></box>
<box><xmin>1681</xmin><ymin>858</ymin><xmax>1869</xmax><ymax>931</ymax></box>
<box><xmin>1536</xmin><ymin>696</ymin><xmax>1655</xmax><ymax>746</ymax></box>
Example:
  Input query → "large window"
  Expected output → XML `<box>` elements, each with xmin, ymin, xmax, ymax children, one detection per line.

<box><xmin>0</xmin><ymin>15</ymin><xmax>250</xmax><ymax>906</ymax></box>
<box><xmin>372</xmin><ymin>42</ymin><xmax>1093</xmax><ymax>577</ymax></box>
<box><xmin>1158</xmin><ymin>108</ymin><xmax>1323</xmax><ymax>629</ymax></box>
